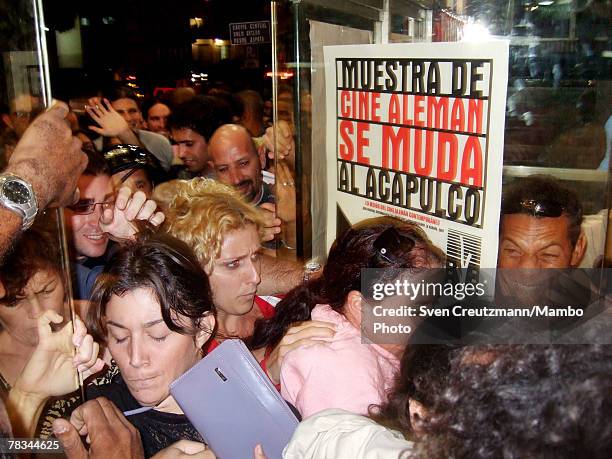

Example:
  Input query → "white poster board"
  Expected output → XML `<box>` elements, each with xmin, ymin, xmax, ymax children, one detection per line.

<box><xmin>324</xmin><ymin>42</ymin><xmax>509</xmax><ymax>270</ymax></box>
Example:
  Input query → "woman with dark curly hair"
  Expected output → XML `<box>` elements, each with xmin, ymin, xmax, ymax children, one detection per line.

<box><xmin>416</xmin><ymin>344</ymin><xmax>612</xmax><ymax>459</ymax></box>
<box><xmin>250</xmin><ymin>216</ymin><xmax>444</xmax><ymax>418</ymax></box>
<box><xmin>286</xmin><ymin>343</ymin><xmax>612</xmax><ymax>458</ymax></box>
<box><xmin>0</xmin><ymin>219</ymin><xmax>102</xmax><ymax>437</ymax></box>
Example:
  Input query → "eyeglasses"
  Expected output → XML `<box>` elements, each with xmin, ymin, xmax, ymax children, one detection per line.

<box><xmin>502</xmin><ymin>198</ymin><xmax>565</xmax><ymax>218</ymax></box>
<box><xmin>68</xmin><ymin>200</ymin><xmax>115</xmax><ymax>215</ymax></box>
<box><xmin>371</xmin><ymin>227</ymin><xmax>415</xmax><ymax>267</ymax></box>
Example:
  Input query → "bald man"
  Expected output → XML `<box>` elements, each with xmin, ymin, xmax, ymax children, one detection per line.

<box><xmin>207</xmin><ymin>124</ymin><xmax>273</xmax><ymax>206</ymax></box>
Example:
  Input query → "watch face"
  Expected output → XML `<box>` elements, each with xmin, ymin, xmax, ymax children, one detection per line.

<box><xmin>3</xmin><ymin>180</ymin><xmax>30</xmax><ymax>205</ymax></box>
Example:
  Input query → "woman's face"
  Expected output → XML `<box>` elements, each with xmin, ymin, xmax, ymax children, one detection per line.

<box><xmin>208</xmin><ymin>225</ymin><xmax>262</xmax><ymax>318</ymax></box>
<box><xmin>105</xmin><ymin>288</ymin><xmax>211</xmax><ymax>411</ymax></box>
<box><xmin>0</xmin><ymin>269</ymin><xmax>64</xmax><ymax>347</ymax></box>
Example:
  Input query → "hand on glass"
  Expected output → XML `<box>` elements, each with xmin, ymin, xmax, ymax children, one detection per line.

<box><xmin>263</xmin><ymin>120</ymin><xmax>294</xmax><ymax>162</ymax></box>
<box><xmin>275</xmin><ymin>161</ymin><xmax>296</xmax><ymax>223</ymax></box>
<box><xmin>258</xmin><ymin>203</ymin><xmax>281</xmax><ymax>242</ymax></box>
<box><xmin>7</xmin><ymin>101</ymin><xmax>86</xmax><ymax>208</ymax></box>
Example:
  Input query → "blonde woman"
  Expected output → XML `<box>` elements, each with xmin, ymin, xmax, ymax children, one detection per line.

<box><xmin>159</xmin><ymin>178</ymin><xmax>334</xmax><ymax>385</ymax></box>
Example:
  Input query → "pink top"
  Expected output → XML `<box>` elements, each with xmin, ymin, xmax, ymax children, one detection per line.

<box><xmin>280</xmin><ymin>304</ymin><xmax>400</xmax><ymax>418</ymax></box>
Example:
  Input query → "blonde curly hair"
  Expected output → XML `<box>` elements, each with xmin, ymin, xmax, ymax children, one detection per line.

<box><xmin>159</xmin><ymin>178</ymin><xmax>264</xmax><ymax>273</ymax></box>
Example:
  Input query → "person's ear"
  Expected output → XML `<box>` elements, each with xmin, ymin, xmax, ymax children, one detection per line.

<box><xmin>570</xmin><ymin>232</ymin><xmax>587</xmax><ymax>267</ymax></box>
<box><xmin>195</xmin><ymin>313</ymin><xmax>216</xmax><ymax>349</ymax></box>
<box><xmin>1</xmin><ymin>114</ymin><xmax>13</xmax><ymax>129</ymax></box>
<box><xmin>0</xmin><ymin>279</ymin><xmax>5</xmax><ymax>299</ymax></box>
<box><xmin>207</xmin><ymin>160</ymin><xmax>215</xmax><ymax>171</ymax></box>
<box><xmin>344</xmin><ymin>290</ymin><xmax>363</xmax><ymax>328</ymax></box>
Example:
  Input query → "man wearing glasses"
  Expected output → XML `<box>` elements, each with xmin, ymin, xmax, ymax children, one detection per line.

<box><xmin>65</xmin><ymin>150</ymin><xmax>164</xmax><ymax>299</ymax></box>
<box><xmin>498</xmin><ymin>175</ymin><xmax>586</xmax><ymax>269</ymax></box>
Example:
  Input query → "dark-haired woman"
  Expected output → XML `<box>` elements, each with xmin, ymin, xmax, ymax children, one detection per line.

<box><xmin>85</xmin><ymin>234</ymin><xmax>216</xmax><ymax>457</ymax></box>
<box><xmin>250</xmin><ymin>216</ymin><xmax>444</xmax><ymax>418</ymax></box>
<box><xmin>0</xmin><ymin>221</ymin><xmax>103</xmax><ymax>437</ymax></box>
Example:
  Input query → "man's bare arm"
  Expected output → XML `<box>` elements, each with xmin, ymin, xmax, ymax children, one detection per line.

<box><xmin>258</xmin><ymin>254</ymin><xmax>303</xmax><ymax>295</ymax></box>
<box><xmin>0</xmin><ymin>102</ymin><xmax>86</xmax><ymax>261</ymax></box>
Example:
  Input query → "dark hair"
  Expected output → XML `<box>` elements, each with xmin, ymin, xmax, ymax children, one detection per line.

<box><xmin>369</xmin><ymin>344</ymin><xmax>459</xmax><ymax>437</ymax></box>
<box><xmin>103</xmin><ymin>143</ymin><xmax>165</xmax><ymax>186</ymax></box>
<box><xmin>87</xmin><ymin>233</ymin><xmax>215</xmax><ymax>343</ymax></box>
<box><xmin>0</xmin><ymin>218</ymin><xmax>62</xmax><ymax>307</ymax></box>
<box><xmin>83</xmin><ymin>149</ymin><xmax>110</xmax><ymax>176</ymax></box>
<box><xmin>417</xmin><ymin>344</ymin><xmax>612</xmax><ymax>459</ymax></box>
<box><xmin>207</xmin><ymin>89</ymin><xmax>244</xmax><ymax>120</ymax></box>
<box><xmin>167</xmin><ymin>95</ymin><xmax>232</xmax><ymax>141</ymax></box>
<box><xmin>237</xmin><ymin>90</ymin><xmax>264</xmax><ymax>119</ymax></box>
<box><xmin>141</xmin><ymin>97</ymin><xmax>171</xmax><ymax>119</ymax></box>
<box><xmin>104</xmin><ymin>86</ymin><xmax>140</xmax><ymax>107</ymax></box>
<box><xmin>501</xmin><ymin>175</ymin><xmax>583</xmax><ymax>245</ymax></box>
<box><xmin>249</xmin><ymin>216</ymin><xmax>444</xmax><ymax>350</ymax></box>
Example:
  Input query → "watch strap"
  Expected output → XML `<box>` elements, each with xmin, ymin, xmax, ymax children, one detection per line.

<box><xmin>0</xmin><ymin>173</ymin><xmax>38</xmax><ymax>230</ymax></box>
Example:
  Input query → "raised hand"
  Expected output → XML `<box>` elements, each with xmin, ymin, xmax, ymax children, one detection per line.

<box><xmin>7</xmin><ymin>101</ymin><xmax>86</xmax><ymax>208</ymax></box>
<box><xmin>99</xmin><ymin>186</ymin><xmax>165</xmax><ymax>241</ymax></box>
<box><xmin>86</xmin><ymin>98</ymin><xmax>131</xmax><ymax>138</ymax></box>
<box><xmin>13</xmin><ymin>311</ymin><xmax>104</xmax><ymax>398</ymax></box>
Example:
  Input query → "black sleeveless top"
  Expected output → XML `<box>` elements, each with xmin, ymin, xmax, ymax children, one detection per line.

<box><xmin>87</xmin><ymin>375</ymin><xmax>203</xmax><ymax>458</ymax></box>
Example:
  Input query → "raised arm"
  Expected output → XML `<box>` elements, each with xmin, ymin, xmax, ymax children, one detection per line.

<box><xmin>0</xmin><ymin>102</ymin><xmax>87</xmax><ymax>261</ymax></box>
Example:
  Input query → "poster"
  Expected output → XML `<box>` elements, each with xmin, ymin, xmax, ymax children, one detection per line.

<box><xmin>324</xmin><ymin>42</ymin><xmax>509</xmax><ymax>271</ymax></box>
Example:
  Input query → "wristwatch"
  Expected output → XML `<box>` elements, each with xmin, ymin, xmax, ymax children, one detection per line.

<box><xmin>303</xmin><ymin>260</ymin><xmax>322</xmax><ymax>283</ymax></box>
<box><xmin>0</xmin><ymin>173</ymin><xmax>38</xmax><ymax>230</ymax></box>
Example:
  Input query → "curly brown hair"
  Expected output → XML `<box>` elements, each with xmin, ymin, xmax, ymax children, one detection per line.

<box><xmin>0</xmin><ymin>217</ymin><xmax>62</xmax><ymax>307</ymax></box>
<box><xmin>417</xmin><ymin>344</ymin><xmax>612</xmax><ymax>458</ymax></box>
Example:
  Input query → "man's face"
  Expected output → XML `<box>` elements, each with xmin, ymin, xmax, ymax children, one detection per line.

<box><xmin>209</xmin><ymin>134</ymin><xmax>264</xmax><ymax>203</ymax></box>
<box><xmin>498</xmin><ymin>213</ymin><xmax>585</xmax><ymax>269</ymax></box>
<box><xmin>208</xmin><ymin>225</ymin><xmax>262</xmax><ymax>319</ymax></box>
<box><xmin>66</xmin><ymin>174</ymin><xmax>115</xmax><ymax>259</ymax></box>
<box><xmin>112</xmin><ymin>98</ymin><xmax>143</xmax><ymax>130</ymax></box>
<box><xmin>147</xmin><ymin>103</ymin><xmax>171</xmax><ymax>138</ymax></box>
<box><xmin>171</xmin><ymin>128</ymin><xmax>209</xmax><ymax>175</ymax></box>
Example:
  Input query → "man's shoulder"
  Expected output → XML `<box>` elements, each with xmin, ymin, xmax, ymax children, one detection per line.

<box><xmin>137</xmin><ymin>129</ymin><xmax>172</xmax><ymax>153</ymax></box>
<box><xmin>136</xmin><ymin>129</ymin><xmax>172</xmax><ymax>170</ymax></box>
<box><xmin>137</xmin><ymin>129</ymin><xmax>170</xmax><ymax>145</ymax></box>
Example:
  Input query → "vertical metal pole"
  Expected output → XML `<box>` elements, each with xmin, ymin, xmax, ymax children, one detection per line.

<box><xmin>291</xmin><ymin>0</ymin><xmax>304</xmax><ymax>258</ymax></box>
<box><xmin>32</xmin><ymin>0</ymin><xmax>84</xmax><ymax>400</ymax></box>
<box><xmin>271</xmin><ymin>0</ymin><xmax>279</xmax><ymax>166</ymax></box>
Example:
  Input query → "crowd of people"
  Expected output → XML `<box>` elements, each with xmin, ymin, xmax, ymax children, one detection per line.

<box><xmin>0</xmin><ymin>89</ymin><xmax>609</xmax><ymax>459</ymax></box>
